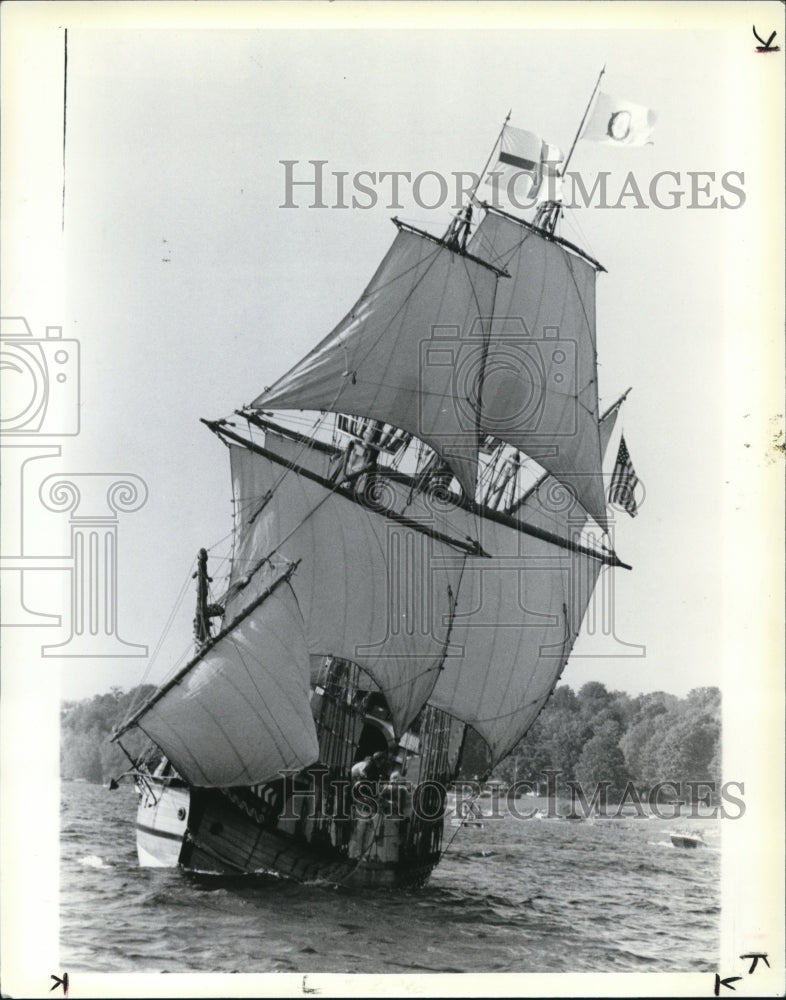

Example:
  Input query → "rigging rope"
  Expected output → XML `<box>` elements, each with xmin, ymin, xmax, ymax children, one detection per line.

<box><xmin>118</xmin><ymin>560</ymin><xmax>196</xmax><ymax>728</ymax></box>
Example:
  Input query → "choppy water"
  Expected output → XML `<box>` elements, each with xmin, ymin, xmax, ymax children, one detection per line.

<box><xmin>61</xmin><ymin>782</ymin><xmax>719</xmax><ymax>975</ymax></box>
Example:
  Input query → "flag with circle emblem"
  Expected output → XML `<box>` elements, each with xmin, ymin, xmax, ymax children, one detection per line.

<box><xmin>582</xmin><ymin>92</ymin><xmax>656</xmax><ymax>147</ymax></box>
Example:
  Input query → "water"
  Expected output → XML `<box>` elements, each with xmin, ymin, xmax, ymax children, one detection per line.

<box><xmin>61</xmin><ymin>782</ymin><xmax>719</xmax><ymax>975</ymax></box>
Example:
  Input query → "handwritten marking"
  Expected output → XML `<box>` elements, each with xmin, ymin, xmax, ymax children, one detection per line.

<box><xmin>740</xmin><ymin>952</ymin><xmax>770</xmax><ymax>974</ymax></box>
<box><xmin>753</xmin><ymin>26</ymin><xmax>779</xmax><ymax>52</ymax></box>
<box><xmin>50</xmin><ymin>972</ymin><xmax>69</xmax><ymax>996</ymax></box>
<box><xmin>714</xmin><ymin>973</ymin><xmax>743</xmax><ymax>994</ymax></box>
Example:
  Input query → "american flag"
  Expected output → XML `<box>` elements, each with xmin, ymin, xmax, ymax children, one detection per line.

<box><xmin>608</xmin><ymin>435</ymin><xmax>639</xmax><ymax>517</ymax></box>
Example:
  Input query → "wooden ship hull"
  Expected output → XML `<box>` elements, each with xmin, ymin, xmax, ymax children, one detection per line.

<box><xmin>133</xmin><ymin>658</ymin><xmax>462</xmax><ymax>888</ymax></box>
<box><xmin>137</xmin><ymin>782</ymin><xmax>440</xmax><ymax>888</ymax></box>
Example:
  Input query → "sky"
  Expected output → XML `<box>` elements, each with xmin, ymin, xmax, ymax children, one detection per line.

<box><xmin>2</xmin><ymin>3</ymin><xmax>783</xmax><ymax>703</ymax></box>
<box><xmin>1</xmin><ymin>3</ymin><xmax>783</xmax><ymax>995</ymax></box>
<box><xmin>7</xmin><ymin>10</ymin><xmax>774</xmax><ymax>703</ymax></box>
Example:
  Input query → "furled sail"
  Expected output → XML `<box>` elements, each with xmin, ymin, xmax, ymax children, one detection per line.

<box><xmin>251</xmin><ymin>225</ymin><xmax>502</xmax><ymax>498</ymax></box>
<box><xmin>224</xmin><ymin>444</ymin><xmax>468</xmax><ymax>735</ymax></box>
<box><xmin>119</xmin><ymin>572</ymin><xmax>319</xmax><ymax>787</ymax></box>
<box><xmin>469</xmin><ymin>205</ymin><xmax>608</xmax><ymax>528</ymax></box>
<box><xmin>428</xmin><ymin>515</ymin><xmax>603</xmax><ymax>764</ymax></box>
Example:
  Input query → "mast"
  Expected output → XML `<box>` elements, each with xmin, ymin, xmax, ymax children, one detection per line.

<box><xmin>469</xmin><ymin>110</ymin><xmax>511</xmax><ymax>207</ymax></box>
<box><xmin>114</xmin><ymin>559</ymin><xmax>302</xmax><ymax>742</ymax></box>
<box><xmin>535</xmin><ymin>65</ymin><xmax>606</xmax><ymax>235</ymax></box>
<box><xmin>562</xmin><ymin>64</ymin><xmax>606</xmax><ymax>177</ymax></box>
<box><xmin>444</xmin><ymin>111</ymin><xmax>511</xmax><ymax>250</ymax></box>
<box><xmin>192</xmin><ymin>547</ymin><xmax>223</xmax><ymax>648</ymax></box>
<box><xmin>467</xmin><ymin>205</ymin><xmax>608</xmax><ymax>527</ymax></box>
<box><xmin>600</xmin><ymin>386</ymin><xmax>631</xmax><ymax>420</ymax></box>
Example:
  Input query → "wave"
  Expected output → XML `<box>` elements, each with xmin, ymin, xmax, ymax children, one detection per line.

<box><xmin>79</xmin><ymin>854</ymin><xmax>112</xmax><ymax>869</ymax></box>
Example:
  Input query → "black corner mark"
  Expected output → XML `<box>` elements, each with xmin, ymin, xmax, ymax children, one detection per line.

<box><xmin>714</xmin><ymin>973</ymin><xmax>743</xmax><ymax>995</ymax></box>
<box><xmin>50</xmin><ymin>972</ymin><xmax>69</xmax><ymax>996</ymax></box>
<box><xmin>713</xmin><ymin>949</ymin><xmax>771</xmax><ymax>994</ymax></box>
<box><xmin>302</xmin><ymin>974</ymin><xmax>319</xmax><ymax>994</ymax></box>
<box><xmin>740</xmin><ymin>952</ymin><xmax>770</xmax><ymax>974</ymax></box>
<box><xmin>752</xmin><ymin>25</ymin><xmax>780</xmax><ymax>52</ymax></box>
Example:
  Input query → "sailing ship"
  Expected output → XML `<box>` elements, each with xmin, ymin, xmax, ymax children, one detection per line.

<box><xmin>112</xmin><ymin>82</ymin><xmax>641</xmax><ymax>888</ymax></box>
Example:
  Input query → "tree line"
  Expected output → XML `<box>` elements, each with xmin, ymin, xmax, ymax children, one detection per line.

<box><xmin>61</xmin><ymin>686</ymin><xmax>156</xmax><ymax>784</ymax></box>
<box><xmin>461</xmin><ymin>681</ymin><xmax>722</xmax><ymax>798</ymax></box>
<box><xmin>61</xmin><ymin>681</ymin><xmax>721</xmax><ymax>794</ymax></box>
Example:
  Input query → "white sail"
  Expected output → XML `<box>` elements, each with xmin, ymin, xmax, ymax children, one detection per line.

<box><xmin>225</xmin><ymin>445</ymin><xmax>468</xmax><ymax>735</ymax></box>
<box><xmin>432</xmin><ymin>399</ymin><xmax>620</xmax><ymax>757</ymax></box>
<box><xmin>599</xmin><ymin>400</ymin><xmax>620</xmax><ymax>459</ymax></box>
<box><xmin>132</xmin><ymin>577</ymin><xmax>319</xmax><ymax>787</ymax></box>
<box><xmin>251</xmin><ymin>227</ymin><xmax>501</xmax><ymax>498</ymax></box>
<box><xmin>512</xmin><ymin>401</ymin><xmax>622</xmax><ymax>544</ymax></box>
<box><xmin>470</xmin><ymin>206</ymin><xmax>607</xmax><ymax>528</ymax></box>
<box><xmin>429</xmin><ymin>516</ymin><xmax>603</xmax><ymax>763</ymax></box>
<box><xmin>262</xmin><ymin>424</ymin><xmax>339</xmax><ymax>480</ymax></box>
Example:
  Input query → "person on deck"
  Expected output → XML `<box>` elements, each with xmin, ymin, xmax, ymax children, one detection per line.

<box><xmin>350</xmin><ymin>751</ymin><xmax>387</xmax><ymax>785</ymax></box>
<box><xmin>348</xmin><ymin>751</ymin><xmax>389</xmax><ymax>859</ymax></box>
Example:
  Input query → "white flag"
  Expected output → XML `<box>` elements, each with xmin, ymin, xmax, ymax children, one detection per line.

<box><xmin>581</xmin><ymin>92</ymin><xmax>657</xmax><ymax>147</ymax></box>
<box><xmin>484</xmin><ymin>126</ymin><xmax>563</xmax><ymax>207</ymax></box>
